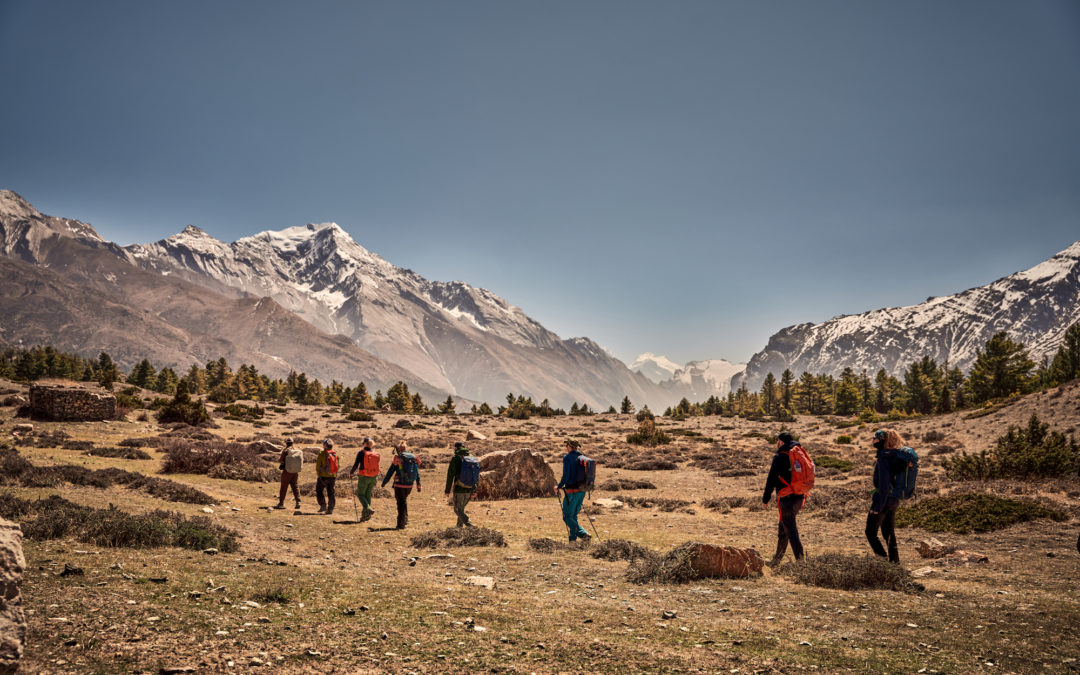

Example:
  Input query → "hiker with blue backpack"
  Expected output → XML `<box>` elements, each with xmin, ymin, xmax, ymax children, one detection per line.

<box><xmin>382</xmin><ymin>441</ymin><xmax>421</xmax><ymax>529</ymax></box>
<box><xmin>444</xmin><ymin>441</ymin><xmax>480</xmax><ymax>527</ymax></box>
<box><xmin>867</xmin><ymin>429</ymin><xmax>918</xmax><ymax>563</ymax></box>
<box><xmin>555</xmin><ymin>439</ymin><xmax>595</xmax><ymax>543</ymax></box>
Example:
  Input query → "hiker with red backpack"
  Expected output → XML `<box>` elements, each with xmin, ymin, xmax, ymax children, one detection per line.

<box><xmin>382</xmin><ymin>441</ymin><xmax>421</xmax><ymax>529</ymax></box>
<box><xmin>445</xmin><ymin>441</ymin><xmax>480</xmax><ymax>527</ymax></box>
<box><xmin>762</xmin><ymin>431</ymin><xmax>814</xmax><ymax>565</ymax></box>
<box><xmin>555</xmin><ymin>439</ymin><xmax>595</xmax><ymax>543</ymax></box>
<box><xmin>867</xmin><ymin>429</ymin><xmax>918</xmax><ymax>563</ymax></box>
<box><xmin>315</xmin><ymin>438</ymin><xmax>339</xmax><ymax>516</ymax></box>
<box><xmin>348</xmin><ymin>436</ymin><xmax>380</xmax><ymax>522</ymax></box>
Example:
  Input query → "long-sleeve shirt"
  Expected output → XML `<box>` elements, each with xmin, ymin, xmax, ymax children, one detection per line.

<box><xmin>382</xmin><ymin>455</ymin><xmax>421</xmax><ymax>489</ymax></box>
<box><xmin>445</xmin><ymin>451</ymin><xmax>472</xmax><ymax>493</ymax></box>
<box><xmin>350</xmin><ymin>447</ymin><xmax>373</xmax><ymax>475</ymax></box>
<box><xmin>871</xmin><ymin>448</ymin><xmax>904</xmax><ymax>512</ymax></box>
<box><xmin>315</xmin><ymin>449</ymin><xmax>337</xmax><ymax>478</ymax></box>
<box><xmin>762</xmin><ymin>444</ymin><xmax>795</xmax><ymax>503</ymax></box>
<box><xmin>557</xmin><ymin>450</ymin><xmax>583</xmax><ymax>490</ymax></box>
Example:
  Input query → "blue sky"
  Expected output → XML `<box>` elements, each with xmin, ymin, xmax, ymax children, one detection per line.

<box><xmin>2</xmin><ymin>1</ymin><xmax>1078</xmax><ymax>365</ymax></box>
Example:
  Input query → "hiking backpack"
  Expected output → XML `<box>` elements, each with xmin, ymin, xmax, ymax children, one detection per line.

<box><xmin>360</xmin><ymin>450</ymin><xmax>381</xmax><ymax>478</ymax></box>
<box><xmin>283</xmin><ymin>448</ymin><xmax>304</xmax><ymax>474</ymax></box>
<box><xmin>576</xmin><ymin>455</ymin><xmax>597</xmax><ymax>491</ymax></box>
<box><xmin>780</xmin><ymin>445</ymin><xmax>815</xmax><ymax>496</ymax></box>
<box><xmin>889</xmin><ymin>447</ymin><xmax>919</xmax><ymax>500</ymax></box>
<box><xmin>325</xmin><ymin>450</ymin><xmax>339</xmax><ymax>475</ymax></box>
<box><xmin>398</xmin><ymin>452</ymin><xmax>420</xmax><ymax>484</ymax></box>
<box><xmin>456</xmin><ymin>456</ymin><xmax>481</xmax><ymax>489</ymax></box>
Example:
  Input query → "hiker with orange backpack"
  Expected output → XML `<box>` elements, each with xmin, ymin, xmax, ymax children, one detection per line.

<box><xmin>762</xmin><ymin>431</ymin><xmax>814</xmax><ymax>566</ymax></box>
<box><xmin>382</xmin><ymin>441</ymin><xmax>421</xmax><ymax>529</ymax></box>
<box><xmin>348</xmin><ymin>436</ymin><xmax>380</xmax><ymax>522</ymax></box>
<box><xmin>315</xmin><ymin>438</ymin><xmax>340</xmax><ymax>516</ymax></box>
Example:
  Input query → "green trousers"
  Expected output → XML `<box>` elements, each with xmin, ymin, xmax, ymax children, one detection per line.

<box><xmin>355</xmin><ymin>475</ymin><xmax>377</xmax><ymax>514</ymax></box>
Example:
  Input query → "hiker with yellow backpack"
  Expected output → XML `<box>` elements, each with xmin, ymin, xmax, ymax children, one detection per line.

<box><xmin>348</xmin><ymin>436</ymin><xmax>380</xmax><ymax>522</ymax></box>
<box><xmin>761</xmin><ymin>431</ymin><xmax>815</xmax><ymax>566</ymax></box>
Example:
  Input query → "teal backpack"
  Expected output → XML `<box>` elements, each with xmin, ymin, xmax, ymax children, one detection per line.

<box><xmin>889</xmin><ymin>447</ymin><xmax>919</xmax><ymax>499</ymax></box>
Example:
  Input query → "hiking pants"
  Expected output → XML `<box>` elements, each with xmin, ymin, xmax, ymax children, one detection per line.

<box><xmin>561</xmin><ymin>490</ymin><xmax>589</xmax><ymax>541</ymax></box>
<box><xmin>278</xmin><ymin>471</ymin><xmax>299</xmax><ymax>505</ymax></box>
<box><xmin>866</xmin><ymin>497</ymin><xmax>900</xmax><ymax>563</ymax></box>
<box><xmin>774</xmin><ymin>495</ymin><xmax>805</xmax><ymax>561</ymax></box>
<box><xmin>316</xmin><ymin>476</ymin><xmax>336</xmax><ymax>512</ymax></box>
<box><xmin>355</xmin><ymin>476</ymin><xmax>377</xmax><ymax>515</ymax></box>
<box><xmin>453</xmin><ymin>490</ymin><xmax>474</xmax><ymax>527</ymax></box>
<box><xmin>394</xmin><ymin>486</ymin><xmax>412</xmax><ymax>528</ymax></box>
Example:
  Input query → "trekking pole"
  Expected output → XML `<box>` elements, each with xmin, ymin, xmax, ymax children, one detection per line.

<box><xmin>555</xmin><ymin>488</ymin><xmax>572</xmax><ymax>539</ymax></box>
<box><xmin>582</xmin><ymin>499</ymin><xmax>603</xmax><ymax>543</ymax></box>
<box><xmin>351</xmin><ymin>475</ymin><xmax>360</xmax><ymax>523</ymax></box>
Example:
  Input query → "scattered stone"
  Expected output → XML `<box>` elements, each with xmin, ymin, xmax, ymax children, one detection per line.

<box><xmin>203</xmin><ymin>548</ymin><xmax>219</xmax><ymax>556</ymax></box>
<box><xmin>594</xmin><ymin>498</ymin><xmax>625</xmax><ymax>509</ymax></box>
<box><xmin>343</xmin><ymin>608</ymin><xmax>356</xmax><ymax>616</ymax></box>
<box><xmin>58</xmin><ymin>563</ymin><xmax>84</xmax><ymax>577</ymax></box>
<box><xmin>0</xmin><ymin>518</ymin><xmax>26</xmax><ymax>673</ymax></box>
<box><xmin>201</xmin><ymin>507</ymin><xmax>214</xmax><ymax>514</ymax></box>
<box><xmin>912</xmin><ymin>567</ymin><xmax>937</xmax><ymax>579</ymax></box>
<box><xmin>305</xmin><ymin>650</ymin><xmax>322</xmax><ymax>657</ymax></box>
<box><xmin>243</xmin><ymin>601</ymin><xmax>261</xmax><ymax>608</ymax></box>
<box><xmin>12</xmin><ymin>424</ymin><xmax>33</xmax><ymax>436</ymax></box>
<box><xmin>937</xmin><ymin>550</ymin><xmax>989</xmax><ymax>565</ymax></box>
<box><xmin>465</xmin><ymin>576</ymin><xmax>495</xmax><ymax>590</ymax></box>
<box><xmin>160</xmin><ymin>668</ymin><xmax>197</xmax><ymax>674</ymax></box>
<box><xmin>662</xmin><ymin>610</ymin><xmax>677</xmax><ymax>620</ymax></box>
<box><xmin>466</xmin><ymin>430</ymin><xmax>487</xmax><ymax>441</ymax></box>
<box><xmin>916</xmin><ymin>538</ymin><xmax>956</xmax><ymax>559</ymax></box>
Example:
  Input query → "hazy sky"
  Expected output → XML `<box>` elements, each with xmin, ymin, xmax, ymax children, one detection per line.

<box><xmin>2</xmin><ymin>1</ymin><xmax>1078</xmax><ymax>365</ymax></box>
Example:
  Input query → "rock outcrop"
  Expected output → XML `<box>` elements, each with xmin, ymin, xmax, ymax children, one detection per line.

<box><xmin>0</xmin><ymin>518</ymin><xmax>26</xmax><ymax>674</ymax></box>
<box><xmin>473</xmin><ymin>448</ymin><xmax>557</xmax><ymax>500</ymax></box>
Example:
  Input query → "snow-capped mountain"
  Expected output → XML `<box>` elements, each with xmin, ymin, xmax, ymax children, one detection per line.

<box><xmin>663</xmin><ymin>359</ymin><xmax>745</xmax><ymax>398</ymax></box>
<box><xmin>732</xmin><ymin>240</ymin><xmax>1080</xmax><ymax>391</ymax></box>
<box><xmin>117</xmin><ymin>213</ymin><xmax>669</xmax><ymax>409</ymax></box>
<box><xmin>629</xmin><ymin>353</ymin><xmax>681</xmax><ymax>383</ymax></box>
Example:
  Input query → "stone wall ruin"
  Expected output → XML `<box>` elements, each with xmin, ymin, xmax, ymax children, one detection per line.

<box><xmin>28</xmin><ymin>384</ymin><xmax>116</xmax><ymax>421</ymax></box>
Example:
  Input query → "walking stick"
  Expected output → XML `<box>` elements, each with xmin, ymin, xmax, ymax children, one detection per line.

<box><xmin>555</xmin><ymin>488</ymin><xmax>572</xmax><ymax>539</ymax></box>
<box><xmin>351</xmin><ymin>474</ymin><xmax>361</xmax><ymax>523</ymax></box>
<box><xmin>582</xmin><ymin>496</ymin><xmax>603</xmax><ymax>543</ymax></box>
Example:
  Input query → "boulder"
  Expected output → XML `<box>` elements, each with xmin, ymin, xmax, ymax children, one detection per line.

<box><xmin>248</xmin><ymin>440</ymin><xmax>282</xmax><ymax>455</ymax></box>
<box><xmin>936</xmin><ymin>550</ymin><xmax>988</xmax><ymax>565</ymax></box>
<box><xmin>464</xmin><ymin>576</ymin><xmax>495</xmax><ymax>590</ymax></box>
<box><xmin>0</xmin><ymin>518</ymin><xmax>26</xmax><ymax>674</ymax></box>
<box><xmin>0</xmin><ymin>395</ymin><xmax>26</xmax><ymax>408</ymax></box>
<box><xmin>473</xmin><ymin>448</ymin><xmax>556</xmax><ymax>500</ymax></box>
<box><xmin>466</xmin><ymin>430</ymin><xmax>487</xmax><ymax>441</ymax></box>
<box><xmin>686</xmin><ymin>543</ymin><xmax>764</xmax><ymax>579</ymax></box>
<box><xmin>916</xmin><ymin>537</ymin><xmax>956</xmax><ymax>559</ymax></box>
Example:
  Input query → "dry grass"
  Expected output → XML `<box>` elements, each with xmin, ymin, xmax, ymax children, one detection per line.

<box><xmin>598</xmin><ymin>477</ymin><xmax>656</xmax><ymax>491</ymax></box>
<box><xmin>589</xmin><ymin>538</ymin><xmax>654</xmax><ymax>562</ymax></box>
<box><xmin>780</xmin><ymin>552</ymin><xmax>923</xmax><ymax>593</ymax></box>
<box><xmin>624</xmin><ymin>542</ymin><xmax>699</xmax><ymax>584</ymax></box>
<box><xmin>409</xmin><ymin>526</ymin><xmax>507</xmax><ymax>549</ymax></box>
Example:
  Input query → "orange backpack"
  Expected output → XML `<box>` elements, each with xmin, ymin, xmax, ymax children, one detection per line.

<box><xmin>360</xmin><ymin>451</ymin><xmax>381</xmax><ymax>477</ymax></box>
<box><xmin>779</xmin><ymin>444</ymin><xmax>815</xmax><ymax>497</ymax></box>
<box><xmin>325</xmin><ymin>449</ymin><xmax>339</xmax><ymax>475</ymax></box>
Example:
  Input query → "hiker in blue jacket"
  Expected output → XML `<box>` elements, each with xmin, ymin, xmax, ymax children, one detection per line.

<box><xmin>555</xmin><ymin>439</ymin><xmax>591</xmax><ymax>543</ymax></box>
<box><xmin>444</xmin><ymin>441</ymin><xmax>477</xmax><ymax>527</ymax></box>
<box><xmin>866</xmin><ymin>429</ymin><xmax>906</xmax><ymax>563</ymax></box>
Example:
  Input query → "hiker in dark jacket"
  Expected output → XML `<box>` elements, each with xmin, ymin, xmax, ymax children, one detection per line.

<box><xmin>315</xmin><ymin>438</ymin><xmax>338</xmax><ymax>516</ymax></box>
<box><xmin>762</xmin><ymin>432</ymin><xmax>805</xmax><ymax>565</ymax></box>
<box><xmin>867</xmin><ymin>429</ymin><xmax>906</xmax><ymax>563</ymax></box>
<box><xmin>444</xmin><ymin>442</ymin><xmax>476</xmax><ymax>527</ymax></box>
<box><xmin>348</xmin><ymin>437</ymin><xmax>379</xmax><ymax>522</ymax></box>
<box><xmin>382</xmin><ymin>441</ymin><xmax>420</xmax><ymax>529</ymax></box>
<box><xmin>275</xmin><ymin>438</ymin><xmax>303</xmax><ymax>510</ymax></box>
<box><xmin>555</xmin><ymin>439</ymin><xmax>591</xmax><ymax>543</ymax></box>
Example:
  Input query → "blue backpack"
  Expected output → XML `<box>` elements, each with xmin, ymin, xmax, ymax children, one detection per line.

<box><xmin>889</xmin><ymin>447</ymin><xmax>919</xmax><ymax>499</ymax></box>
<box><xmin>456</xmin><ymin>456</ymin><xmax>481</xmax><ymax>489</ymax></box>
<box><xmin>575</xmin><ymin>455</ymin><xmax>597</xmax><ymax>491</ymax></box>
<box><xmin>398</xmin><ymin>452</ymin><xmax>420</xmax><ymax>484</ymax></box>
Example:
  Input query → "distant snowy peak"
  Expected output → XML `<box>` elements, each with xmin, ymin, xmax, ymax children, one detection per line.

<box><xmin>0</xmin><ymin>189</ymin><xmax>104</xmax><ymax>259</ymax></box>
<box><xmin>671</xmin><ymin>359</ymin><xmax>745</xmax><ymax>392</ymax></box>
<box><xmin>734</xmin><ymin>239</ymin><xmax>1080</xmax><ymax>391</ymax></box>
<box><xmin>630</xmin><ymin>353</ymin><xmax>681</xmax><ymax>383</ymax></box>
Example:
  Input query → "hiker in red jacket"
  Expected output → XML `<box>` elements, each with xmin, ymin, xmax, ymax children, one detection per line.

<box><xmin>762</xmin><ymin>432</ymin><xmax>807</xmax><ymax>565</ymax></box>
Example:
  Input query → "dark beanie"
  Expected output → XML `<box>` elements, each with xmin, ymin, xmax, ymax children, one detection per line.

<box><xmin>777</xmin><ymin>432</ymin><xmax>794</xmax><ymax>444</ymax></box>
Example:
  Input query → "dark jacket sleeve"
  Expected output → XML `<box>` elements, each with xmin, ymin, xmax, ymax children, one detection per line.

<box><xmin>381</xmin><ymin>461</ymin><xmax>397</xmax><ymax>487</ymax></box>
<box><xmin>762</xmin><ymin>452</ymin><xmax>791</xmax><ymax>503</ymax></box>
<box><xmin>351</xmin><ymin>448</ymin><xmax>367</xmax><ymax>474</ymax></box>
<box><xmin>445</xmin><ymin>455</ymin><xmax>462</xmax><ymax>493</ymax></box>
<box><xmin>557</xmin><ymin>453</ymin><xmax>575</xmax><ymax>489</ymax></box>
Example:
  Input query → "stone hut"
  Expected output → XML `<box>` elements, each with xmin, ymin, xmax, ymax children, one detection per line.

<box><xmin>28</xmin><ymin>384</ymin><xmax>116</xmax><ymax>421</ymax></box>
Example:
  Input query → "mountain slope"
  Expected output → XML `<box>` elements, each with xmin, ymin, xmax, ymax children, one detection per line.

<box><xmin>0</xmin><ymin>191</ymin><xmax>447</xmax><ymax>400</ymax></box>
<box><xmin>733</xmin><ymin>241</ymin><xmax>1080</xmax><ymax>391</ymax></box>
<box><xmin>123</xmin><ymin>218</ymin><xmax>669</xmax><ymax>408</ymax></box>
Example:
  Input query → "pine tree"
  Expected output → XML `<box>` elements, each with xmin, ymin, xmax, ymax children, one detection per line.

<box><xmin>1049</xmin><ymin>321</ymin><xmax>1080</xmax><ymax>385</ymax></box>
<box><xmin>96</xmin><ymin>352</ymin><xmax>120</xmax><ymax>389</ymax></box>
<box><xmin>126</xmin><ymin>359</ymin><xmax>156</xmax><ymax>389</ymax></box>
<box><xmin>780</xmin><ymin>369</ymin><xmax>794</xmax><ymax>411</ymax></box>
<box><xmin>760</xmin><ymin>373</ymin><xmax>778</xmax><ymax>416</ymax></box>
<box><xmin>477</xmin><ymin>402</ymin><xmax>493</xmax><ymax>415</ymax></box>
<box><xmin>411</xmin><ymin>392</ymin><xmax>425</xmax><ymax>414</ymax></box>
<box><xmin>386</xmin><ymin>382</ymin><xmax>412</xmax><ymax>412</ymax></box>
<box><xmin>967</xmin><ymin>332</ymin><xmax>1035</xmax><ymax>403</ymax></box>
<box><xmin>153</xmin><ymin>367</ymin><xmax>179</xmax><ymax>395</ymax></box>
<box><xmin>620</xmin><ymin>395</ymin><xmax>634</xmax><ymax>415</ymax></box>
<box><xmin>439</xmin><ymin>395</ymin><xmax>456</xmax><ymax>415</ymax></box>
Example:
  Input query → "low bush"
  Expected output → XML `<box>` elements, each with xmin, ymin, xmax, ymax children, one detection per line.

<box><xmin>923</xmin><ymin>430</ymin><xmax>946</xmax><ymax>442</ymax></box>
<box><xmin>780</xmin><ymin>553</ymin><xmax>921</xmax><ymax>593</ymax></box>
<box><xmin>528</xmin><ymin>537</ymin><xmax>575</xmax><ymax>553</ymax></box>
<box><xmin>156</xmin><ymin>388</ymin><xmax>212</xmax><ymax>426</ymax></box>
<box><xmin>815</xmin><ymin>455</ymin><xmax>855</xmax><ymax>472</ymax></box>
<box><xmin>835</xmin><ymin>435</ymin><xmax>853</xmax><ymax>445</ymax></box>
<box><xmin>161</xmin><ymin>439</ymin><xmax>276</xmax><ymax>482</ymax></box>
<box><xmin>346</xmin><ymin>411</ymin><xmax>374</xmax><ymax>422</ymax></box>
<box><xmin>702</xmin><ymin>496</ymin><xmax>753</xmax><ymax>511</ymax></box>
<box><xmin>61</xmin><ymin>440</ymin><xmax>95</xmax><ymax>451</ymax></box>
<box><xmin>495</xmin><ymin>430</ymin><xmax>529</xmax><ymax>437</ymax></box>
<box><xmin>216</xmin><ymin>403</ymin><xmax>265</xmax><ymax>422</ymax></box>
<box><xmin>8</xmin><ymin>495</ymin><xmax>238</xmax><ymax>551</ymax></box>
<box><xmin>942</xmin><ymin>414</ymin><xmax>1080</xmax><ymax>480</ymax></box>
<box><xmin>626</xmin><ymin>419</ymin><xmax>671</xmax><ymax>446</ymax></box>
<box><xmin>254</xmin><ymin>587</ymin><xmax>291</xmax><ymax>604</ymax></box>
<box><xmin>410</xmin><ymin>527</ymin><xmax>507</xmax><ymax>549</ymax></box>
<box><xmin>590</xmin><ymin>538</ymin><xmax>654</xmax><ymax>562</ymax></box>
<box><xmin>118</xmin><ymin>437</ymin><xmax>153</xmax><ymax>448</ymax></box>
<box><xmin>598</xmin><ymin>478</ymin><xmax>656</xmax><ymax>491</ymax></box>
<box><xmin>625</xmin><ymin>543</ymin><xmax>698</xmax><ymax>584</ymax></box>
<box><xmin>86</xmin><ymin>446</ymin><xmax>152</xmax><ymax>460</ymax></box>
<box><xmin>619</xmin><ymin>496</ymin><xmax>694</xmax><ymax>513</ymax></box>
<box><xmin>623</xmin><ymin>458</ymin><xmax>678</xmax><ymax>471</ymax></box>
<box><xmin>897</xmin><ymin>492</ymin><xmax>1068</xmax><ymax>533</ymax></box>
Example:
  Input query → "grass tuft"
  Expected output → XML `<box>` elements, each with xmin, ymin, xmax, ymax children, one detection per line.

<box><xmin>589</xmin><ymin>538</ymin><xmax>654</xmax><ymax>562</ymax></box>
<box><xmin>625</xmin><ymin>542</ymin><xmax>698</xmax><ymax>584</ymax></box>
<box><xmin>780</xmin><ymin>553</ymin><xmax>922</xmax><ymax>593</ymax></box>
<box><xmin>410</xmin><ymin>527</ymin><xmax>507</xmax><ymax>549</ymax></box>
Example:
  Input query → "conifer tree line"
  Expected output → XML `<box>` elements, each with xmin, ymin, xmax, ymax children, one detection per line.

<box><xmin>2</xmin><ymin>321</ymin><xmax>1077</xmax><ymax>418</ymax></box>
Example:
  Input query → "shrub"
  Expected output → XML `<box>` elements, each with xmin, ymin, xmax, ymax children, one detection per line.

<box><xmin>156</xmin><ymin>388</ymin><xmax>212</xmax><ymax>426</ymax></box>
<box><xmin>409</xmin><ymin>527</ymin><xmax>507</xmax><ymax>549</ymax></box>
<box><xmin>254</xmin><ymin>587</ymin><xmax>291</xmax><ymax>604</ymax></box>
<box><xmin>896</xmin><ymin>492</ymin><xmax>1068</xmax><ymax>533</ymax></box>
<box><xmin>86</xmin><ymin>446</ymin><xmax>152</xmax><ymax>460</ymax></box>
<box><xmin>598</xmin><ymin>478</ymin><xmax>656</xmax><ymax>491</ymax></box>
<box><xmin>923</xmin><ymin>430</ymin><xmax>946</xmax><ymax>442</ymax></box>
<box><xmin>942</xmin><ymin>414</ymin><xmax>1080</xmax><ymax>480</ymax></box>
<box><xmin>346</xmin><ymin>411</ymin><xmax>374</xmax><ymax>422</ymax></box>
<box><xmin>495</xmin><ymin>430</ymin><xmax>529</xmax><ymax>437</ymax></box>
<box><xmin>528</xmin><ymin>537</ymin><xmax>573</xmax><ymax>553</ymax></box>
<box><xmin>815</xmin><ymin>455</ymin><xmax>854</xmax><ymax>472</ymax></box>
<box><xmin>625</xmin><ymin>543</ymin><xmax>698</xmax><ymax>584</ymax></box>
<box><xmin>590</xmin><ymin>538</ymin><xmax>653</xmax><ymax>562</ymax></box>
<box><xmin>623</xmin><ymin>458</ymin><xmax>678</xmax><ymax>471</ymax></box>
<box><xmin>780</xmin><ymin>553</ymin><xmax>922</xmax><ymax>593</ymax></box>
<box><xmin>835</xmin><ymin>435</ymin><xmax>853</xmax><ymax>445</ymax></box>
<box><xmin>216</xmin><ymin>403</ymin><xmax>264</xmax><ymax>422</ymax></box>
<box><xmin>118</xmin><ymin>438</ymin><xmax>153</xmax><ymax>448</ymax></box>
<box><xmin>619</xmin><ymin>496</ymin><xmax>694</xmax><ymax>512</ymax></box>
<box><xmin>161</xmin><ymin>440</ymin><xmax>275</xmax><ymax>482</ymax></box>
<box><xmin>626</xmin><ymin>419</ymin><xmax>671</xmax><ymax>446</ymax></box>
<box><xmin>702</xmin><ymin>496</ymin><xmax>753</xmax><ymax>511</ymax></box>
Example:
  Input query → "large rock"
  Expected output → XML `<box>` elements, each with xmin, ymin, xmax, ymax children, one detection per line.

<box><xmin>916</xmin><ymin>537</ymin><xmax>956</xmax><ymax>559</ymax></box>
<box><xmin>473</xmin><ymin>448</ymin><xmax>556</xmax><ymax>500</ymax></box>
<box><xmin>687</xmin><ymin>543</ymin><xmax>764</xmax><ymax>579</ymax></box>
<box><xmin>466</xmin><ymin>429</ymin><xmax>487</xmax><ymax>441</ymax></box>
<box><xmin>0</xmin><ymin>518</ymin><xmax>26</xmax><ymax>674</ymax></box>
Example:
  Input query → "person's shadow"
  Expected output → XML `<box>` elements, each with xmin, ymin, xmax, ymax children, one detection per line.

<box><xmin>366</xmin><ymin>526</ymin><xmax>400</xmax><ymax>532</ymax></box>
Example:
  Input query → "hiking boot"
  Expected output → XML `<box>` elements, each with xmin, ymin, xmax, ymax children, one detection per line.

<box><xmin>273</xmin><ymin>503</ymin><xmax>285</xmax><ymax>510</ymax></box>
<box><xmin>325</xmin><ymin>509</ymin><xmax>333</xmax><ymax>516</ymax></box>
<box><xmin>766</xmin><ymin>557</ymin><xmax>783</xmax><ymax>569</ymax></box>
<box><xmin>317</xmin><ymin>507</ymin><xmax>326</xmax><ymax>514</ymax></box>
<box><xmin>360</xmin><ymin>510</ymin><xmax>373</xmax><ymax>522</ymax></box>
<box><xmin>579</xmin><ymin>532</ymin><xmax>592</xmax><ymax>542</ymax></box>
<box><xmin>294</xmin><ymin>501</ymin><xmax>301</xmax><ymax>510</ymax></box>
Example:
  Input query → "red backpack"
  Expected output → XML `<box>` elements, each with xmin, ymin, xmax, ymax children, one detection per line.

<box><xmin>360</xmin><ymin>451</ymin><xmax>380</xmax><ymax>477</ymax></box>
<box><xmin>779</xmin><ymin>444</ymin><xmax>815</xmax><ymax>497</ymax></box>
<box><xmin>325</xmin><ymin>449</ymin><xmax>339</xmax><ymax>475</ymax></box>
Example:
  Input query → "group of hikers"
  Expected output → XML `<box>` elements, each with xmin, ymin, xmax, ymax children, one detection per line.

<box><xmin>272</xmin><ymin>429</ymin><xmax>919</xmax><ymax>564</ymax></box>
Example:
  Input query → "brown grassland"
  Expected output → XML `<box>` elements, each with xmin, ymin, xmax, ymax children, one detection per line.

<box><xmin>2</xmin><ymin>380</ymin><xmax>1079</xmax><ymax>674</ymax></box>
